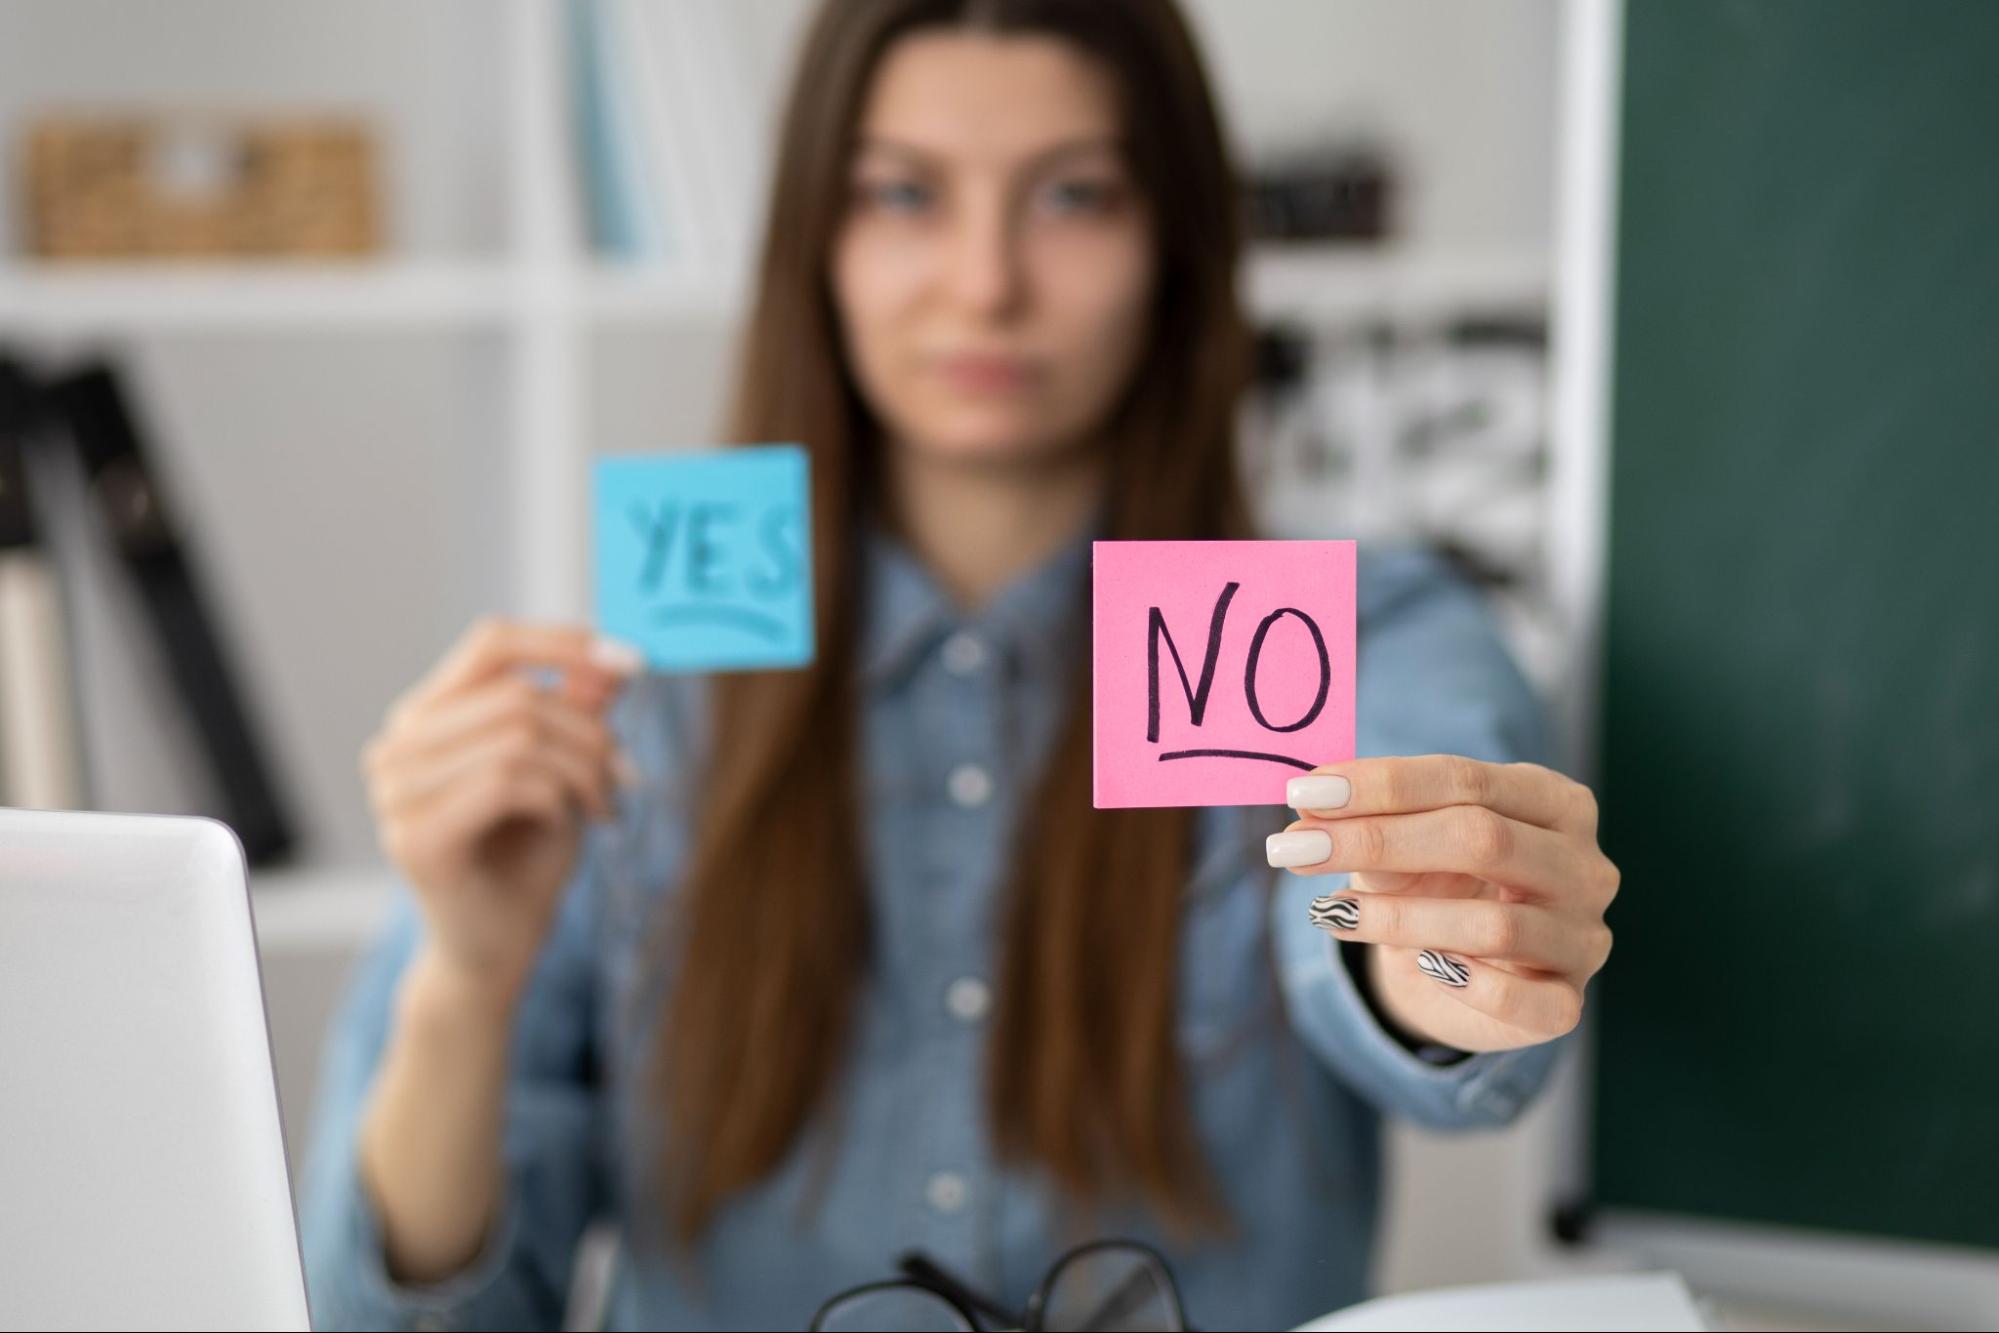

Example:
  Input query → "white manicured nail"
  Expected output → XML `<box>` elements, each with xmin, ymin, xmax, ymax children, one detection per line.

<box><xmin>1266</xmin><ymin>829</ymin><xmax>1332</xmax><ymax>868</ymax></box>
<box><xmin>1418</xmin><ymin>950</ymin><xmax>1472</xmax><ymax>988</ymax></box>
<box><xmin>590</xmin><ymin>636</ymin><xmax>646</xmax><ymax>676</ymax></box>
<box><xmin>611</xmin><ymin>748</ymin><xmax>642</xmax><ymax>789</ymax></box>
<box><xmin>1287</xmin><ymin>775</ymin><xmax>1351</xmax><ymax>811</ymax></box>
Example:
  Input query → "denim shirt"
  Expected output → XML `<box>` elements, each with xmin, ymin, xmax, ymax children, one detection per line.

<box><xmin>299</xmin><ymin>522</ymin><xmax>1568</xmax><ymax>1332</ymax></box>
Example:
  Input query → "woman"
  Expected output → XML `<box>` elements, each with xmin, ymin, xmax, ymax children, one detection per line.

<box><xmin>302</xmin><ymin>1</ymin><xmax>1618</xmax><ymax>1328</ymax></box>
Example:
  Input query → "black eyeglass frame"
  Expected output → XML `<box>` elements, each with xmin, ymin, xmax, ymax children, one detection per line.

<box><xmin>808</xmin><ymin>1236</ymin><xmax>1194</xmax><ymax>1332</ymax></box>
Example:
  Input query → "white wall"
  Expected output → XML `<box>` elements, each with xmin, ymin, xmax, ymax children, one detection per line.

<box><xmin>723</xmin><ymin>0</ymin><xmax>1561</xmax><ymax>252</ymax></box>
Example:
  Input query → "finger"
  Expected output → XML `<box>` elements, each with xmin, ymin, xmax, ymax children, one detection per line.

<box><xmin>1293</xmin><ymin>869</ymin><xmax>1493</xmax><ymax>902</ymax></box>
<box><xmin>376</xmin><ymin>716</ymin><xmax>614</xmax><ymax>824</ymax></box>
<box><xmin>560</xmin><ymin>663</ymin><xmax>623</xmax><ymax>712</ymax></box>
<box><xmin>1269</xmin><ymin>808</ymin><xmax>1593</xmax><ymax>901</ymax></box>
<box><xmin>381</xmin><ymin>677</ymin><xmax>612</xmax><ymax>771</ymax></box>
<box><xmin>1285</xmin><ymin>755</ymin><xmax>1597</xmax><ymax>837</ymax></box>
<box><xmin>391</xmin><ymin>762</ymin><xmax>573</xmax><ymax>867</ymax></box>
<box><xmin>1403</xmin><ymin>948</ymin><xmax>1584</xmax><ymax>1040</ymax></box>
<box><xmin>369</xmin><ymin>689</ymin><xmax>625</xmax><ymax>817</ymax></box>
<box><xmin>1348</xmin><ymin>869</ymin><xmax>1489</xmax><ymax>899</ymax></box>
<box><xmin>511</xmin><ymin>733</ymin><xmax>617</xmax><ymax>824</ymax></box>
<box><xmin>403</xmin><ymin>618</ymin><xmax>643</xmax><ymax>713</ymax></box>
<box><xmin>1308</xmin><ymin>892</ymin><xmax>1604</xmax><ymax>975</ymax></box>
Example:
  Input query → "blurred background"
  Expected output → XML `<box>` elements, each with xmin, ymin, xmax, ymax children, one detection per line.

<box><xmin>0</xmin><ymin>1</ymin><xmax>1992</xmax><ymax>1328</ymax></box>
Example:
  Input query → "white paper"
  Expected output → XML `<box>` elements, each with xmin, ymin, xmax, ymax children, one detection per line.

<box><xmin>1291</xmin><ymin>1271</ymin><xmax>1708</xmax><ymax>1332</ymax></box>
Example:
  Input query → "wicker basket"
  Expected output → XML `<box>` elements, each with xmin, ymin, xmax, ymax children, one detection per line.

<box><xmin>19</xmin><ymin>113</ymin><xmax>382</xmax><ymax>259</ymax></box>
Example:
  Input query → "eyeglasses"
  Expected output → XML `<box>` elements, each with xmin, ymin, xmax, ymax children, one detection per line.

<box><xmin>809</xmin><ymin>1238</ymin><xmax>1192</xmax><ymax>1332</ymax></box>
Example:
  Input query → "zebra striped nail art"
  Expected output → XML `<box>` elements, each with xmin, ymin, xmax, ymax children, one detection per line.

<box><xmin>1310</xmin><ymin>895</ymin><xmax>1361</xmax><ymax>932</ymax></box>
<box><xmin>1417</xmin><ymin>950</ymin><xmax>1471</xmax><ymax>988</ymax></box>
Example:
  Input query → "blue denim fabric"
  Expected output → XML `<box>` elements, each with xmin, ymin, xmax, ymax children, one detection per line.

<box><xmin>300</xmin><ymin>521</ymin><xmax>1567</xmax><ymax>1331</ymax></box>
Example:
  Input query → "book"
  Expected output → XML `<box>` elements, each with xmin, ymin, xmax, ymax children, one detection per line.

<box><xmin>620</xmin><ymin>0</ymin><xmax>760</xmax><ymax>276</ymax></box>
<box><xmin>0</xmin><ymin>356</ymin><xmax>86</xmax><ymax>811</ymax></box>
<box><xmin>568</xmin><ymin>0</ymin><xmax>669</xmax><ymax>261</ymax></box>
<box><xmin>43</xmin><ymin>361</ymin><xmax>298</xmax><ymax>866</ymax></box>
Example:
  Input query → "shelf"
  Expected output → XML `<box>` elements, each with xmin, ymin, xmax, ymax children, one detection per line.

<box><xmin>585</xmin><ymin>249</ymin><xmax>1544</xmax><ymax>325</ymax></box>
<box><xmin>0</xmin><ymin>247</ymin><xmax>1544</xmax><ymax>339</ymax></box>
<box><xmin>0</xmin><ymin>259</ymin><xmax>516</xmax><ymax>335</ymax></box>
<box><xmin>249</xmin><ymin>861</ymin><xmax>396</xmax><ymax>954</ymax></box>
<box><xmin>0</xmin><ymin>258</ymin><xmax>756</xmax><ymax>336</ymax></box>
<box><xmin>579</xmin><ymin>261</ymin><xmax>746</xmax><ymax>325</ymax></box>
<box><xmin>1244</xmin><ymin>243</ymin><xmax>1550</xmax><ymax>322</ymax></box>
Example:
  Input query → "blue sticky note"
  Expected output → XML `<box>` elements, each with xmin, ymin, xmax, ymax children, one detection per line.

<box><xmin>593</xmin><ymin>445</ymin><xmax>814</xmax><ymax>672</ymax></box>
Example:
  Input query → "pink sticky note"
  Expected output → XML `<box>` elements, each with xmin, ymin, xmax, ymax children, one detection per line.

<box><xmin>1092</xmin><ymin>540</ymin><xmax>1356</xmax><ymax>808</ymax></box>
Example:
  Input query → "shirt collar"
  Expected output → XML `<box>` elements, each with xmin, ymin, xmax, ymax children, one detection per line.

<box><xmin>858</xmin><ymin>504</ymin><xmax>1103</xmax><ymax>692</ymax></box>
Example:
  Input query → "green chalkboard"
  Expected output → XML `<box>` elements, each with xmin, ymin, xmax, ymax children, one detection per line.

<box><xmin>1592</xmin><ymin>0</ymin><xmax>1999</xmax><ymax>1251</ymax></box>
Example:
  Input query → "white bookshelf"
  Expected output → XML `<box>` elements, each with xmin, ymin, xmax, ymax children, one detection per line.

<box><xmin>0</xmin><ymin>248</ymin><xmax>1544</xmax><ymax>336</ymax></box>
<box><xmin>0</xmin><ymin>260</ymin><xmax>516</xmax><ymax>332</ymax></box>
<box><xmin>1246</xmin><ymin>244</ymin><xmax>1549</xmax><ymax>324</ymax></box>
<box><xmin>0</xmin><ymin>0</ymin><xmax>1562</xmax><ymax>933</ymax></box>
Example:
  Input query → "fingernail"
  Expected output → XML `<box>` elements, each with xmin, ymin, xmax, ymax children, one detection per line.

<box><xmin>1287</xmin><ymin>775</ymin><xmax>1351</xmax><ymax>812</ymax></box>
<box><xmin>1266</xmin><ymin>829</ymin><xmax>1332</xmax><ymax>868</ymax></box>
<box><xmin>590</xmin><ymin>636</ymin><xmax>646</xmax><ymax>676</ymax></box>
<box><xmin>1309</xmin><ymin>894</ymin><xmax>1361</xmax><ymax>931</ymax></box>
<box><xmin>1416</xmin><ymin>950</ymin><xmax>1471</xmax><ymax>988</ymax></box>
<box><xmin>611</xmin><ymin>748</ymin><xmax>642</xmax><ymax>789</ymax></box>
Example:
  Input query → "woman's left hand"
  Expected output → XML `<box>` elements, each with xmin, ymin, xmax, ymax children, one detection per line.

<box><xmin>1267</xmin><ymin>755</ymin><xmax>1619</xmax><ymax>1054</ymax></box>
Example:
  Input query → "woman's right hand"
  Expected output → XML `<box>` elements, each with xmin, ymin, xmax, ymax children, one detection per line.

<box><xmin>361</xmin><ymin>617</ymin><xmax>644</xmax><ymax>1011</ymax></box>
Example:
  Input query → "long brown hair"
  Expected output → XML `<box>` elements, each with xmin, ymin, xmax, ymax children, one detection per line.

<box><xmin>651</xmin><ymin>0</ymin><xmax>1252</xmax><ymax>1245</ymax></box>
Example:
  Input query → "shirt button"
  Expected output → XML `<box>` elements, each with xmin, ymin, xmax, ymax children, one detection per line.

<box><xmin>945</xmin><ymin>976</ymin><xmax>992</xmax><ymax>1023</ymax></box>
<box><xmin>947</xmin><ymin>763</ymin><xmax>993</xmax><ymax>809</ymax></box>
<box><xmin>941</xmin><ymin>632</ymin><xmax>988</xmax><ymax>675</ymax></box>
<box><xmin>925</xmin><ymin>1170</ymin><xmax>969</xmax><ymax>1214</ymax></box>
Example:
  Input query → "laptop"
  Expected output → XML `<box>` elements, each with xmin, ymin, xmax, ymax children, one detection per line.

<box><xmin>0</xmin><ymin>807</ymin><xmax>309</xmax><ymax>1331</ymax></box>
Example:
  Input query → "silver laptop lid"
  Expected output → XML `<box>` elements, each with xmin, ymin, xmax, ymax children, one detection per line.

<box><xmin>0</xmin><ymin>808</ymin><xmax>308</xmax><ymax>1331</ymax></box>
